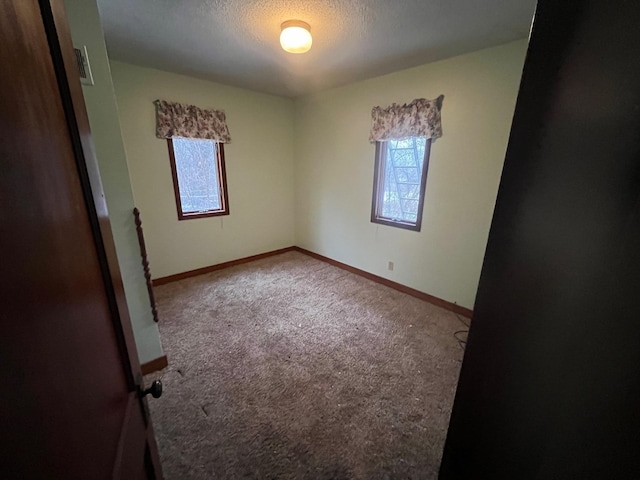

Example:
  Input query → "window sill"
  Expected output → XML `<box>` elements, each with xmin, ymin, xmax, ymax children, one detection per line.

<box><xmin>371</xmin><ymin>216</ymin><xmax>421</xmax><ymax>232</ymax></box>
<box><xmin>178</xmin><ymin>210</ymin><xmax>229</xmax><ymax>220</ymax></box>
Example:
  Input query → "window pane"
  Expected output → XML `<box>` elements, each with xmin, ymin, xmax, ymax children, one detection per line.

<box><xmin>173</xmin><ymin>138</ymin><xmax>221</xmax><ymax>213</ymax></box>
<box><xmin>380</xmin><ymin>137</ymin><xmax>426</xmax><ymax>223</ymax></box>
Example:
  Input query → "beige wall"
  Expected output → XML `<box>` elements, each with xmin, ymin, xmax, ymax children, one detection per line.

<box><xmin>109</xmin><ymin>40</ymin><xmax>525</xmax><ymax>313</ymax></box>
<box><xmin>64</xmin><ymin>0</ymin><xmax>164</xmax><ymax>363</ymax></box>
<box><xmin>294</xmin><ymin>40</ymin><xmax>527</xmax><ymax>309</ymax></box>
<box><xmin>62</xmin><ymin>3</ymin><xmax>524</xmax><ymax>363</ymax></box>
<box><xmin>110</xmin><ymin>63</ymin><xmax>296</xmax><ymax>279</ymax></box>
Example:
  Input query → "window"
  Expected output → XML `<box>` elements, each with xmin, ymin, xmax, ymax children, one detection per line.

<box><xmin>371</xmin><ymin>137</ymin><xmax>431</xmax><ymax>231</ymax></box>
<box><xmin>167</xmin><ymin>137</ymin><xmax>229</xmax><ymax>220</ymax></box>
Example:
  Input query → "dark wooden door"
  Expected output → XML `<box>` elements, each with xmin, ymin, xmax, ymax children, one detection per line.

<box><xmin>440</xmin><ymin>0</ymin><xmax>640</xmax><ymax>478</ymax></box>
<box><xmin>0</xmin><ymin>1</ymin><xmax>162</xmax><ymax>478</ymax></box>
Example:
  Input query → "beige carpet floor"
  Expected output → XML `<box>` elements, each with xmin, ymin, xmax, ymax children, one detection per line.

<box><xmin>148</xmin><ymin>251</ymin><xmax>465</xmax><ymax>479</ymax></box>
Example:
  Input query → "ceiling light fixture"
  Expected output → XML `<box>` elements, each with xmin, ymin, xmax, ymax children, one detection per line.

<box><xmin>280</xmin><ymin>20</ymin><xmax>312</xmax><ymax>54</ymax></box>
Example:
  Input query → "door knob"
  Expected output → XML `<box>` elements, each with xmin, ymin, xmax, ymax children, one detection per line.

<box><xmin>142</xmin><ymin>380</ymin><xmax>163</xmax><ymax>399</ymax></box>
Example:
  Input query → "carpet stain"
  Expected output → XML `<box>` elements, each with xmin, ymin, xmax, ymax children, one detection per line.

<box><xmin>147</xmin><ymin>251</ymin><xmax>465</xmax><ymax>479</ymax></box>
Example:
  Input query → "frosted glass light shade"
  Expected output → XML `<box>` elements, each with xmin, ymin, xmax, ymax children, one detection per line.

<box><xmin>280</xmin><ymin>20</ymin><xmax>312</xmax><ymax>54</ymax></box>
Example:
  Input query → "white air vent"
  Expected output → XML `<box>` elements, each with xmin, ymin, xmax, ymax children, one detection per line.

<box><xmin>73</xmin><ymin>45</ymin><xmax>94</xmax><ymax>86</ymax></box>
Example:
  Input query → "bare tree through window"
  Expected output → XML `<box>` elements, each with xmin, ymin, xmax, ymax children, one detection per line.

<box><xmin>371</xmin><ymin>137</ymin><xmax>431</xmax><ymax>231</ymax></box>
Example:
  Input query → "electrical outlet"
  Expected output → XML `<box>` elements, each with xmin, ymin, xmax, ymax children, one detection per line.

<box><xmin>388</xmin><ymin>261</ymin><xmax>394</xmax><ymax>271</ymax></box>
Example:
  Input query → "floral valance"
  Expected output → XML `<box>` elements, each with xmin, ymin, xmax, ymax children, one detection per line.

<box><xmin>369</xmin><ymin>95</ymin><xmax>444</xmax><ymax>143</ymax></box>
<box><xmin>154</xmin><ymin>99</ymin><xmax>232</xmax><ymax>143</ymax></box>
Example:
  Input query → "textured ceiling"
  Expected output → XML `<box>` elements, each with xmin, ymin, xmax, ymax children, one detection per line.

<box><xmin>96</xmin><ymin>0</ymin><xmax>536</xmax><ymax>97</ymax></box>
